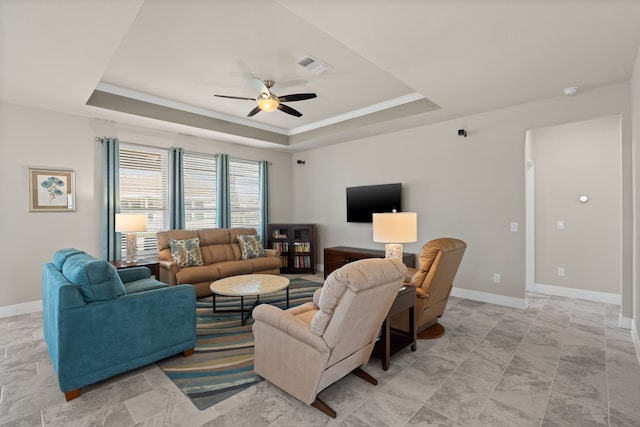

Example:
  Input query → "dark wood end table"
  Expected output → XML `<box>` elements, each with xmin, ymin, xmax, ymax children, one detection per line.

<box><xmin>110</xmin><ymin>258</ymin><xmax>160</xmax><ymax>278</ymax></box>
<box><xmin>374</xmin><ymin>285</ymin><xmax>417</xmax><ymax>370</ymax></box>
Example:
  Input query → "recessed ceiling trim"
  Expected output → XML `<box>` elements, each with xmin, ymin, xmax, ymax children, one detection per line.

<box><xmin>95</xmin><ymin>82</ymin><xmax>289</xmax><ymax>135</ymax></box>
<box><xmin>288</xmin><ymin>92</ymin><xmax>426</xmax><ymax>135</ymax></box>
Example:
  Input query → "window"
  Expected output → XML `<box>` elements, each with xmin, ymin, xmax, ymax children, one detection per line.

<box><xmin>183</xmin><ymin>152</ymin><xmax>216</xmax><ymax>230</ymax></box>
<box><xmin>229</xmin><ymin>158</ymin><xmax>260</xmax><ymax>230</ymax></box>
<box><xmin>119</xmin><ymin>144</ymin><xmax>168</xmax><ymax>259</ymax></box>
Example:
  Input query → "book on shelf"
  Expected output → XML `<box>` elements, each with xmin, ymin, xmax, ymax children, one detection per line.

<box><xmin>272</xmin><ymin>242</ymin><xmax>289</xmax><ymax>252</ymax></box>
<box><xmin>293</xmin><ymin>255</ymin><xmax>311</xmax><ymax>269</ymax></box>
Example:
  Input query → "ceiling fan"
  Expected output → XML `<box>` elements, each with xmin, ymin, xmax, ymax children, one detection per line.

<box><xmin>214</xmin><ymin>78</ymin><xmax>317</xmax><ymax>118</ymax></box>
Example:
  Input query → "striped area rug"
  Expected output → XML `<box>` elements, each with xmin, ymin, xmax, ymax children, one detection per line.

<box><xmin>157</xmin><ymin>278</ymin><xmax>322</xmax><ymax>410</ymax></box>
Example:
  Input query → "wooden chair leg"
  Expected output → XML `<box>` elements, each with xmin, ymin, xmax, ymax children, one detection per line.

<box><xmin>311</xmin><ymin>397</ymin><xmax>336</xmax><ymax>418</ymax></box>
<box><xmin>352</xmin><ymin>367</ymin><xmax>378</xmax><ymax>385</ymax></box>
<box><xmin>64</xmin><ymin>388</ymin><xmax>81</xmax><ymax>401</ymax></box>
<box><xmin>183</xmin><ymin>348</ymin><xmax>194</xmax><ymax>357</ymax></box>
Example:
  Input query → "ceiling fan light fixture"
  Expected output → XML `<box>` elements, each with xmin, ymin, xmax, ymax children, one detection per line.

<box><xmin>257</xmin><ymin>93</ymin><xmax>279</xmax><ymax>112</ymax></box>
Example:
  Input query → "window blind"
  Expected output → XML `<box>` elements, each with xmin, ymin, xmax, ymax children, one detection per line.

<box><xmin>183</xmin><ymin>151</ymin><xmax>217</xmax><ymax>230</ymax></box>
<box><xmin>229</xmin><ymin>158</ymin><xmax>260</xmax><ymax>230</ymax></box>
<box><xmin>119</xmin><ymin>144</ymin><xmax>168</xmax><ymax>259</ymax></box>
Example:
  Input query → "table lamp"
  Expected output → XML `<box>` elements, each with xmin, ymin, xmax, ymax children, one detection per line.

<box><xmin>373</xmin><ymin>210</ymin><xmax>417</xmax><ymax>260</ymax></box>
<box><xmin>115</xmin><ymin>213</ymin><xmax>147</xmax><ymax>263</ymax></box>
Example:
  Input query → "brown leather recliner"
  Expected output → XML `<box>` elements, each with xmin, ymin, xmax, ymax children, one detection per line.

<box><xmin>390</xmin><ymin>237</ymin><xmax>467</xmax><ymax>339</ymax></box>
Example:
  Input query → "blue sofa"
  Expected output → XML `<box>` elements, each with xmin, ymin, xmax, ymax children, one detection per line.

<box><xmin>42</xmin><ymin>248</ymin><xmax>196</xmax><ymax>400</ymax></box>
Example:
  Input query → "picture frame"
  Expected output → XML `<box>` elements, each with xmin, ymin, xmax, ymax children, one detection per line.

<box><xmin>28</xmin><ymin>167</ymin><xmax>76</xmax><ymax>212</ymax></box>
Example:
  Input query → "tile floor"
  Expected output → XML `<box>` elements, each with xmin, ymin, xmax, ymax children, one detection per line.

<box><xmin>1</xmin><ymin>275</ymin><xmax>640</xmax><ymax>426</ymax></box>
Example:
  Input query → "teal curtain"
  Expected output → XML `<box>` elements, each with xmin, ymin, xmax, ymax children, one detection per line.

<box><xmin>169</xmin><ymin>147</ymin><xmax>185</xmax><ymax>229</ymax></box>
<box><xmin>216</xmin><ymin>153</ymin><xmax>230</xmax><ymax>228</ymax></box>
<box><xmin>100</xmin><ymin>137</ymin><xmax>120</xmax><ymax>261</ymax></box>
<box><xmin>259</xmin><ymin>160</ymin><xmax>270</xmax><ymax>246</ymax></box>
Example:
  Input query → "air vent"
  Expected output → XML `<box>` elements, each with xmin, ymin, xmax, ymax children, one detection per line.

<box><xmin>296</xmin><ymin>55</ymin><xmax>332</xmax><ymax>75</ymax></box>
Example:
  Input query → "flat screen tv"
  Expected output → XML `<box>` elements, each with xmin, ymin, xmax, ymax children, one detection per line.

<box><xmin>346</xmin><ymin>183</ymin><xmax>402</xmax><ymax>223</ymax></box>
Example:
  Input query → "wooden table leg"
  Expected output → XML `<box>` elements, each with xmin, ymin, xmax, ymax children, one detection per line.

<box><xmin>382</xmin><ymin>318</ymin><xmax>391</xmax><ymax>370</ymax></box>
<box><xmin>409</xmin><ymin>305</ymin><xmax>417</xmax><ymax>351</ymax></box>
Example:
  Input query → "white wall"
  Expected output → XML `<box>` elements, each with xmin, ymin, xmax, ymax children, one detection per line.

<box><xmin>0</xmin><ymin>102</ymin><xmax>293</xmax><ymax>313</ymax></box>
<box><xmin>292</xmin><ymin>82</ymin><xmax>633</xmax><ymax>309</ymax></box>
<box><xmin>531</xmin><ymin>115</ymin><xmax>621</xmax><ymax>296</ymax></box>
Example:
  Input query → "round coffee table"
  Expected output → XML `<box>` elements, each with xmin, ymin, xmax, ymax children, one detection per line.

<box><xmin>210</xmin><ymin>274</ymin><xmax>290</xmax><ymax>325</ymax></box>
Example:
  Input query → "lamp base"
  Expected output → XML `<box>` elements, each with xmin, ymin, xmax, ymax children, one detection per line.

<box><xmin>384</xmin><ymin>243</ymin><xmax>403</xmax><ymax>260</ymax></box>
<box><xmin>125</xmin><ymin>232</ymin><xmax>138</xmax><ymax>263</ymax></box>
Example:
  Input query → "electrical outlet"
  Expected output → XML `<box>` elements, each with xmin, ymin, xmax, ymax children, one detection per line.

<box><xmin>510</xmin><ymin>222</ymin><xmax>518</xmax><ymax>232</ymax></box>
<box><xmin>493</xmin><ymin>273</ymin><xmax>501</xmax><ymax>283</ymax></box>
<box><xmin>557</xmin><ymin>267</ymin><xmax>565</xmax><ymax>277</ymax></box>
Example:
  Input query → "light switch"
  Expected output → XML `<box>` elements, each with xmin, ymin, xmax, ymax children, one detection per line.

<box><xmin>510</xmin><ymin>222</ymin><xmax>518</xmax><ymax>232</ymax></box>
<box><xmin>556</xmin><ymin>220</ymin><xmax>565</xmax><ymax>230</ymax></box>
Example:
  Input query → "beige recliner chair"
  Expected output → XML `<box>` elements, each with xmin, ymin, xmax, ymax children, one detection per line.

<box><xmin>391</xmin><ymin>237</ymin><xmax>466</xmax><ymax>339</ymax></box>
<box><xmin>252</xmin><ymin>258</ymin><xmax>407</xmax><ymax>418</ymax></box>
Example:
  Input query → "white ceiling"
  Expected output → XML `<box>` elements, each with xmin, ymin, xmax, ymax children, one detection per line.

<box><xmin>2</xmin><ymin>0</ymin><xmax>640</xmax><ymax>152</ymax></box>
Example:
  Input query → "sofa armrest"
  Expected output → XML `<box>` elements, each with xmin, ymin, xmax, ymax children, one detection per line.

<box><xmin>54</xmin><ymin>284</ymin><xmax>196</xmax><ymax>389</ymax></box>
<box><xmin>264</xmin><ymin>248</ymin><xmax>280</xmax><ymax>258</ymax></box>
<box><xmin>253</xmin><ymin>304</ymin><xmax>328</xmax><ymax>354</ymax></box>
<box><xmin>117</xmin><ymin>267</ymin><xmax>151</xmax><ymax>283</ymax></box>
<box><xmin>158</xmin><ymin>260</ymin><xmax>180</xmax><ymax>285</ymax></box>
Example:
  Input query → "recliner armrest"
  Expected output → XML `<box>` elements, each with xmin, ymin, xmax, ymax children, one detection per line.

<box><xmin>415</xmin><ymin>286</ymin><xmax>428</xmax><ymax>298</ymax></box>
<box><xmin>253</xmin><ymin>304</ymin><xmax>328</xmax><ymax>354</ymax></box>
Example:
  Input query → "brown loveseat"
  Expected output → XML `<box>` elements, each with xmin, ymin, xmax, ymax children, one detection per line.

<box><xmin>157</xmin><ymin>228</ymin><xmax>281</xmax><ymax>297</ymax></box>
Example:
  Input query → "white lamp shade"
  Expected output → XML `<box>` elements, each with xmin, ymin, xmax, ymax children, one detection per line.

<box><xmin>373</xmin><ymin>212</ymin><xmax>417</xmax><ymax>243</ymax></box>
<box><xmin>115</xmin><ymin>213</ymin><xmax>147</xmax><ymax>233</ymax></box>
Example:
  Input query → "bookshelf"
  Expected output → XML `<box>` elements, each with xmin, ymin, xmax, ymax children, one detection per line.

<box><xmin>267</xmin><ymin>224</ymin><xmax>316</xmax><ymax>274</ymax></box>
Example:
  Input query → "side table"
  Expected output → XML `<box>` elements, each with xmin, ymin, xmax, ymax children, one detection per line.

<box><xmin>110</xmin><ymin>258</ymin><xmax>160</xmax><ymax>278</ymax></box>
<box><xmin>373</xmin><ymin>285</ymin><xmax>417</xmax><ymax>370</ymax></box>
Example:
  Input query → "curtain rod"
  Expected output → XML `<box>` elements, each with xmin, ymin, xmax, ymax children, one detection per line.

<box><xmin>95</xmin><ymin>138</ymin><xmax>272</xmax><ymax>165</ymax></box>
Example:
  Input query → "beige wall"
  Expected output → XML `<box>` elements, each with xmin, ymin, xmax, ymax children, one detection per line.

<box><xmin>0</xmin><ymin>80</ymin><xmax>635</xmax><ymax>320</ymax></box>
<box><xmin>530</xmin><ymin>115</ymin><xmax>621</xmax><ymax>295</ymax></box>
<box><xmin>292</xmin><ymin>82</ymin><xmax>633</xmax><ymax>308</ymax></box>
<box><xmin>631</xmin><ymin>44</ymin><xmax>640</xmax><ymax>340</ymax></box>
<box><xmin>0</xmin><ymin>102</ymin><xmax>293</xmax><ymax>311</ymax></box>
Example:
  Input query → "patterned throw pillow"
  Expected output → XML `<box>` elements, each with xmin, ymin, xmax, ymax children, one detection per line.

<box><xmin>169</xmin><ymin>238</ymin><xmax>204</xmax><ymax>267</ymax></box>
<box><xmin>237</xmin><ymin>234</ymin><xmax>265</xmax><ymax>259</ymax></box>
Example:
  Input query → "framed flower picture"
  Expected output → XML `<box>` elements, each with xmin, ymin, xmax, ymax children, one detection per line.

<box><xmin>28</xmin><ymin>167</ymin><xmax>76</xmax><ymax>212</ymax></box>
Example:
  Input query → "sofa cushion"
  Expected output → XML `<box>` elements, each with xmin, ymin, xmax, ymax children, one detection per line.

<box><xmin>61</xmin><ymin>253</ymin><xmax>126</xmax><ymax>302</ymax></box>
<box><xmin>52</xmin><ymin>248</ymin><xmax>84</xmax><ymax>270</ymax></box>
<box><xmin>215</xmin><ymin>260</ymin><xmax>255</xmax><ymax>278</ymax></box>
<box><xmin>169</xmin><ymin>238</ymin><xmax>204</xmax><ymax>267</ymax></box>
<box><xmin>237</xmin><ymin>234</ymin><xmax>265</xmax><ymax>259</ymax></box>
<box><xmin>124</xmin><ymin>278</ymin><xmax>170</xmax><ymax>294</ymax></box>
<box><xmin>176</xmin><ymin>264</ymin><xmax>221</xmax><ymax>285</ymax></box>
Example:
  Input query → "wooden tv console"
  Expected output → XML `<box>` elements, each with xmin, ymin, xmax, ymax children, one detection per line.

<box><xmin>323</xmin><ymin>246</ymin><xmax>416</xmax><ymax>278</ymax></box>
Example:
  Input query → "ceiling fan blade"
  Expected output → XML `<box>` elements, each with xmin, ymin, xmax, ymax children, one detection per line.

<box><xmin>214</xmin><ymin>94</ymin><xmax>255</xmax><ymax>101</ymax></box>
<box><xmin>253</xmin><ymin>78</ymin><xmax>270</xmax><ymax>95</ymax></box>
<box><xmin>247</xmin><ymin>105</ymin><xmax>262</xmax><ymax>117</ymax></box>
<box><xmin>278</xmin><ymin>93</ymin><xmax>317</xmax><ymax>102</ymax></box>
<box><xmin>278</xmin><ymin>104</ymin><xmax>302</xmax><ymax>117</ymax></box>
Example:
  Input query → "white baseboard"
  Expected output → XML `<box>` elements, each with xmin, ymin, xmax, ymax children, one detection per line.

<box><xmin>450</xmin><ymin>287</ymin><xmax>527</xmax><ymax>309</ymax></box>
<box><xmin>533</xmin><ymin>283</ymin><xmax>620</xmax><ymax>305</ymax></box>
<box><xmin>619</xmin><ymin>314</ymin><xmax>633</xmax><ymax>330</ymax></box>
<box><xmin>0</xmin><ymin>300</ymin><xmax>42</xmax><ymax>319</ymax></box>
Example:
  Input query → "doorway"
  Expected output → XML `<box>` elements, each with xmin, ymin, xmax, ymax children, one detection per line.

<box><xmin>525</xmin><ymin>115</ymin><xmax>622</xmax><ymax>303</ymax></box>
